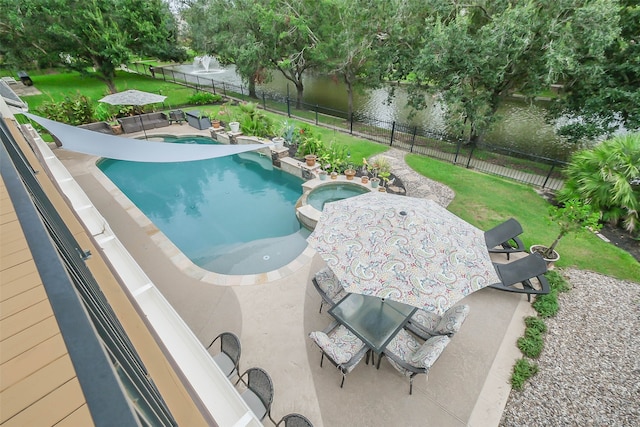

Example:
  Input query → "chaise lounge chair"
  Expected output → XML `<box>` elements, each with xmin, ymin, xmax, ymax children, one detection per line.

<box><xmin>489</xmin><ymin>253</ymin><xmax>550</xmax><ymax>301</ymax></box>
<box><xmin>484</xmin><ymin>218</ymin><xmax>527</xmax><ymax>260</ymax></box>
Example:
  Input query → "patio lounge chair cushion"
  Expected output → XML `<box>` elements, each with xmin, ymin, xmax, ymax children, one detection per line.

<box><xmin>309</xmin><ymin>326</ymin><xmax>362</xmax><ymax>365</ymax></box>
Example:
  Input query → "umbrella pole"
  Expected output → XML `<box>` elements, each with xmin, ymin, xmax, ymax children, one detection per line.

<box><xmin>139</xmin><ymin>115</ymin><xmax>148</xmax><ymax>139</ymax></box>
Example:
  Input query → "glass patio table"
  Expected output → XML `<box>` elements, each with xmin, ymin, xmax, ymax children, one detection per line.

<box><xmin>328</xmin><ymin>293</ymin><xmax>417</xmax><ymax>368</ymax></box>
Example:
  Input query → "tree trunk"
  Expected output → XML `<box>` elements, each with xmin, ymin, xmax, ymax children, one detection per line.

<box><xmin>105</xmin><ymin>79</ymin><xmax>117</xmax><ymax>94</ymax></box>
<box><xmin>295</xmin><ymin>81</ymin><xmax>304</xmax><ymax>109</ymax></box>
<box><xmin>248</xmin><ymin>79</ymin><xmax>257</xmax><ymax>99</ymax></box>
<box><xmin>344</xmin><ymin>74</ymin><xmax>354</xmax><ymax>120</ymax></box>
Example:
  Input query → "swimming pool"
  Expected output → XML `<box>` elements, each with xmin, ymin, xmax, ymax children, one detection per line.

<box><xmin>99</xmin><ymin>135</ymin><xmax>308</xmax><ymax>275</ymax></box>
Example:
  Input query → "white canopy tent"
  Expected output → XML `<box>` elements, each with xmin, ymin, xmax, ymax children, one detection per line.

<box><xmin>24</xmin><ymin>113</ymin><xmax>272</xmax><ymax>162</ymax></box>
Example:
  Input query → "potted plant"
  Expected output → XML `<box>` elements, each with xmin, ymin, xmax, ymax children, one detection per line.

<box><xmin>109</xmin><ymin>119</ymin><xmax>123</xmax><ymax>134</ymax></box>
<box><xmin>360</xmin><ymin>158</ymin><xmax>370</xmax><ymax>184</ymax></box>
<box><xmin>530</xmin><ymin>198</ymin><xmax>601</xmax><ymax>264</ymax></box>
<box><xmin>344</xmin><ymin>163</ymin><xmax>356</xmax><ymax>180</ymax></box>
<box><xmin>378</xmin><ymin>170</ymin><xmax>391</xmax><ymax>192</ymax></box>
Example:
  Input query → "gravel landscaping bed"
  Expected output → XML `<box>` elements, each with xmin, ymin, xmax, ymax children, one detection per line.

<box><xmin>500</xmin><ymin>268</ymin><xmax>640</xmax><ymax>427</ymax></box>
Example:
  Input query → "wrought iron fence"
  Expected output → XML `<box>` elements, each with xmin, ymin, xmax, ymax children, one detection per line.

<box><xmin>132</xmin><ymin>62</ymin><xmax>567</xmax><ymax>190</ymax></box>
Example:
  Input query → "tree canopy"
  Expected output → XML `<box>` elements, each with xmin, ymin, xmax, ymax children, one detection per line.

<box><xmin>380</xmin><ymin>0</ymin><xmax>621</xmax><ymax>144</ymax></box>
<box><xmin>547</xmin><ymin>0</ymin><xmax>640</xmax><ymax>142</ymax></box>
<box><xmin>0</xmin><ymin>0</ymin><xmax>187</xmax><ymax>93</ymax></box>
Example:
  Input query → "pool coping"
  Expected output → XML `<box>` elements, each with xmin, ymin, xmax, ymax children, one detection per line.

<box><xmin>89</xmin><ymin>132</ymin><xmax>318</xmax><ymax>286</ymax></box>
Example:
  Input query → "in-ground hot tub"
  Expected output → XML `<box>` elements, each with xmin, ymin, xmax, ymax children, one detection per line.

<box><xmin>296</xmin><ymin>179</ymin><xmax>371</xmax><ymax>230</ymax></box>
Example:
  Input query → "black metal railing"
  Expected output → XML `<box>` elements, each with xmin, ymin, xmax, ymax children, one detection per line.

<box><xmin>1</xmin><ymin>119</ymin><xmax>177</xmax><ymax>426</ymax></box>
<box><xmin>132</xmin><ymin>62</ymin><xmax>567</xmax><ymax>190</ymax></box>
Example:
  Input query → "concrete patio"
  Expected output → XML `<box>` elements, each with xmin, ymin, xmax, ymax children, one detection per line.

<box><xmin>54</xmin><ymin>124</ymin><xmax>533</xmax><ymax>427</ymax></box>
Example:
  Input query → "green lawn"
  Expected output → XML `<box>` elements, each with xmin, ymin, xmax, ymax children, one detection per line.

<box><xmin>17</xmin><ymin>69</ymin><xmax>639</xmax><ymax>282</ymax></box>
<box><xmin>405</xmin><ymin>154</ymin><xmax>640</xmax><ymax>282</ymax></box>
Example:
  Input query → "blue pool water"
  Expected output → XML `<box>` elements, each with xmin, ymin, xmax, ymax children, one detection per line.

<box><xmin>99</xmin><ymin>135</ymin><xmax>308</xmax><ymax>275</ymax></box>
<box><xmin>307</xmin><ymin>183</ymin><xmax>369</xmax><ymax>211</ymax></box>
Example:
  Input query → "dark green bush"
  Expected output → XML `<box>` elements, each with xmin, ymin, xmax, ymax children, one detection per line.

<box><xmin>524</xmin><ymin>316</ymin><xmax>547</xmax><ymax>334</ymax></box>
<box><xmin>511</xmin><ymin>358</ymin><xmax>539</xmax><ymax>391</ymax></box>
<box><xmin>187</xmin><ymin>92</ymin><xmax>223</xmax><ymax>105</ymax></box>
<box><xmin>517</xmin><ymin>329</ymin><xmax>544</xmax><ymax>358</ymax></box>
<box><xmin>532</xmin><ymin>291</ymin><xmax>560</xmax><ymax>318</ymax></box>
<box><xmin>36</xmin><ymin>94</ymin><xmax>93</xmax><ymax>125</ymax></box>
<box><xmin>546</xmin><ymin>270</ymin><xmax>570</xmax><ymax>293</ymax></box>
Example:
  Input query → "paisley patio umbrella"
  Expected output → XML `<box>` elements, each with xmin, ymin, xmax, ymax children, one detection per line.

<box><xmin>99</xmin><ymin>89</ymin><xmax>167</xmax><ymax>139</ymax></box>
<box><xmin>307</xmin><ymin>192</ymin><xmax>500</xmax><ymax>315</ymax></box>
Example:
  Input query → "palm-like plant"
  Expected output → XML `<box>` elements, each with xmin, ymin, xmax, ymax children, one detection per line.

<box><xmin>559</xmin><ymin>133</ymin><xmax>640</xmax><ymax>234</ymax></box>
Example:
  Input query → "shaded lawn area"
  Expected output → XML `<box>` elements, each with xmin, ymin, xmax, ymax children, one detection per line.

<box><xmin>21</xmin><ymin>70</ymin><xmax>195</xmax><ymax>111</ymax></box>
<box><xmin>405</xmin><ymin>154</ymin><xmax>640</xmax><ymax>283</ymax></box>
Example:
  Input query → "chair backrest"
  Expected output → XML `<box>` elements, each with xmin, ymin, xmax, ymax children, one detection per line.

<box><xmin>495</xmin><ymin>253</ymin><xmax>547</xmax><ymax>286</ymax></box>
<box><xmin>313</xmin><ymin>267</ymin><xmax>342</xmax><ymax>300</ymax></box>
<box><xmin>219</xmin><ymin>332</ymin><xmax>241</xmax><ymax>364</ymax></box>
<box><xmin>435</xmin><ymin>305</ymin><xmax>470</xmax><ymax>336</ymax></box>
<box><xmin>245</xmin><ymin>367</ymin><xmax>274</xmax><ymax>411</ymax></box>
<box><xmin>484</xmin><ymin>218</ymin><xmax>523</xmax><ymax>248</ymax></box>
<box><xmin>277</xmin><ymin>413</ymin><xmax>314</xmax><ymax>427</ymax></box>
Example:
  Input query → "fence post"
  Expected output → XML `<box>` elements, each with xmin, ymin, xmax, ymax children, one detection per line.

<box><xmin>212</xmin><ymin>80</ymin><xmax>216</xmax><ymax>95</ymax></box>
<box><xmin>287</xmin><ymin>97</ymin><xmax>291</xmax><ymax>118</ymax></box>
<box><xmin>542</xmin><ymin>163</ymin><xmax>556</xmax><ymax>189</ymax></box>
<box><xmin>222</xmin><ymin>82</ymin><xmax>227</xmax><ymax>98</ymax></box>
<box><xmin>466</xmin><ymin>145</ymin><xmax>475</xmax><ymax>168</ymax></box>
<box><xmin>410</xmin><ymin>126</ymin><xmax>417</xmax><ymax>153</ymax></box>
<box><xmin>263</xmin><ymin>94</ymin><xmax>267</xmax><ymax>109</ymax></box>
<box><xmin>454</xmin><ymin>138</ymin><xmax>463</xmax><ymax>164</ymax></box>
<box><xmin>390</xmin><ymin>121</ymin><xmax>396</xmax><ymax>147</ymax></box>
<box><xmin>315</xmin><ymin>105</ymin><xmax>319</xmax><ymax>125</ymax></box>
<box><xmin>350</xmin><ymin>113</ymin><xmax>353</xmax><ymax>134</ymax></box>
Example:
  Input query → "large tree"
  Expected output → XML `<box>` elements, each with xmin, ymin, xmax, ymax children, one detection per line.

<box><xmin>183</xmin><ymin>0</ymin><xmax>320</xmax><ymax>106</ymax></box>
<box><xmin>388</xmin><ymin>0</ymin><xmax>620</xmax><ymax>145</ymax></box>
<box><xmin>0</xmin><ymin>0</ymin><xmax>187</xmax><ymax>93</ymax></box>
<box><xmin>182</xmin><ymin>0</ymin><xmax>270</xmax><ymax>99</ymax></box>
<box><xmin>314</xmin><ymin>0</ymin><xmax>387</xmax><ymax>119</ymax></box>
<box><xmin>547</xmin><ymin>0</ymin><xmax>640</xmax><ymax>142</ymax></box>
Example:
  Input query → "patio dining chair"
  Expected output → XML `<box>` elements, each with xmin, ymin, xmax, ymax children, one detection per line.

<box><xmin>484</xmin><ymin>218</ymin><xmax>527</xmax><ymax>259</ymax></box>
<box><xmin>275</xmin><ymin>413</ymin><xmax>314</xmax><ymax>427</ymax></box>
<box><xmin>383</xmin><ymin>330</ymin><xmax>451</xmax><ymax>395</ymax></box>
<box><xmin>236</xmin><ymin>367</ymin><xmax>276</xmax><ymax>423</ymax></box>
<box><xmin>489</xmin><ymin>253</ymin><xmax>550</xmax><ymax>301</ymax></box>
<box><xmin>405</xmin><ymin>304</ymin><xmax>470</xmax><ymax>341</ymax></box>
<box><xmin>206</xmin><ymin>332</ymin><xmax>241</xmax><ymax>379</ymax></box>
<box><xmin>312</xmin><ymin>267</ymin><xmax>348</xmax><ymax>313</ymax></box>
<box><xmin>309</xmin><ymin>321</ymin><xmax>369</xmax><ymax>388</ymax></box>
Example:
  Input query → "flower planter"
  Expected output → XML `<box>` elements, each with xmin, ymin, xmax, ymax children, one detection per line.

<box><xmin>361</xmin><ymin>176</ymin><xmax>369</xmax><ymax>184</ymax></box>
<box><xmin>110</xmin><ymin>124</ymin><xmax>123</xmax><ymax>135</ymax></box>
<box><xmin>378</xmin><ymin>186</ymin><xmax>387</xmax><ymax>192</ymax></box>
<box><xmin>212</xmin><ymin>119</ymin><xmax>221</xmax><ymax>129</ymax></box>
<box><xmin>318</xmin><ymin>171</ymin><xmax>328</xmax><ymax>181</ymax></box>
<box><xmin>185</xmin><ymin>110</ymin><xmax>212</xmax><ymax>130</ymax></box>
<box><xmin>272</xmin><ymin>137</ymin><xmax>285</xmax><ymax>149</ymax></box>
<box><xmin>370</xmin><ymin>177</ymin><xmax>380</xmax><ymax>188</ymax></box>
<box><xmin>330</xmin><ymin>172</ymin><xmax>338</xmax><ymax>180</ymax></box>
<box><xmin>345</xmin><ymin>169</ymin><xmax>356</xmax><ymax>180</ymax></box>
<box><xmin>530</xmin><ymin>244</ymin><xmax>560</xmax><ymax>269</ymax></box>
<box><xmin>229</xmin><ymin>121</ymin><xmax>240</xmax><ymax>133</ymax></box>
<box><xmin>305</xmin><ymin>154</ymin><xmax>317</xmax><ymax>167</ymax></box>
